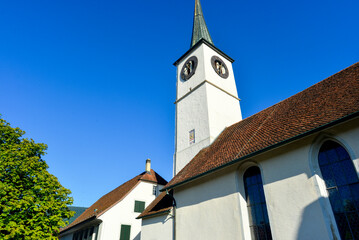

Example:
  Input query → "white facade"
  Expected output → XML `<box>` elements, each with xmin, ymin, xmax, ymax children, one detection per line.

<box><xmin>60</xmin><ymin>180</ymin><xmax>165</xmax><ymax>240</ymax></box>
<box><xmin>141</xmin><ymin>213</ymin><xmax>173</xmax><ymax>240</ymax></box>
<box><xmin>97</xmin><ymin>181</ymin><xmax>160</xmax><ymax>240</ymax></box>
<box><xmin>174</xmin><ymin>42</ymin><xmax>242</xmax><ymax>174</ymax></box>
<box><xmin>173</xmin><ymin>118</ymin><xmax>359</xmax><ymax>240</ymax></box>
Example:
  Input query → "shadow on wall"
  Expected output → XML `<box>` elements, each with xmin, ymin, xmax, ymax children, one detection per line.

<box><xmin>163</xmin><ymin>214</ymin><xmax>173</xmax><ymax>224</ymax></box>
<box><xmin>296</xmin><ymin>196</ymin><xmax>338</xmax><ymax>240</ymax></box>
<box><xmin>176</xmin><ymin>169</ymin><xmax>239</xmax><ymax>208</ymax></box>
<box><xmin>141</xmin><ymin>213</ymin><xmax>173</xmax><ymax>227</ymax></box>
<box><xmin>134</xmin><ymin>232</ymin><xmax>140</xmax><ymax>240</ymax></box>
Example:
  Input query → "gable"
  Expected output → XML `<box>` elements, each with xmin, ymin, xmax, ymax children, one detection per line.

<box><xmin>61</xmin><ymin>169</ymin><xmax>167</xmax><ymax>234</ymax></box>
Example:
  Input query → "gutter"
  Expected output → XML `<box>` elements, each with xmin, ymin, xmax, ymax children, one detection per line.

<box><xmin>162</xmin><ymin>111</ymin><xmax>359</xmax><ymax>192</ymax></box>
<box><xmin>59</xmin><ymin>216</ymin><xmax>99</xmax><ymax>236</ymax></box>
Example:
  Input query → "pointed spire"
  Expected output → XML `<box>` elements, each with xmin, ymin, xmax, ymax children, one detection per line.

<box><xmin>190</xmin><ymin>0</ymin><xmax>214</xmax><ymax>47</ymax></box>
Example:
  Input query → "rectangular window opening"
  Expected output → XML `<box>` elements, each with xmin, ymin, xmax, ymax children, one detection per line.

<box><xmin>134</xmin><ymin>200</ymin><xmax>145</xmax><ymax>213</ymax></box>
<box><xmin>120</xmin><ymin>224</ymin><xmax>131</xmax><ymax>240</ymax></box>
<box><xmin>153</xmin><ymin>185</ymin><xmax>157</xmax><ymax>196</ymax></box>
<box><xmin>189</xmin><ymin>129</ymin><xmax>195</xmax><ymax>145</ymax></box>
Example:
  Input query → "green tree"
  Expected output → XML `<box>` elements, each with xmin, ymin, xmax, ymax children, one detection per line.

<box><xmin>0</xmin><ymin>117</ymin><xmax>74</xmax><ymax>239</ymax></box>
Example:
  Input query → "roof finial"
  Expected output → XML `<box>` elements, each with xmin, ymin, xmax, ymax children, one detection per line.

<box><xmin>190</xmin><ymin>0</ymin><xmax>214</xmax><ymax>48</ymax></box>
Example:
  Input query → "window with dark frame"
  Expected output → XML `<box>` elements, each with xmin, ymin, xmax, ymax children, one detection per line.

<box><xmin>120</xmin><ymin>224</ymin><xmax>131</xmax><ymax>240</ymax></box>
<box><xmin>153</xmin><ymin>185</ymin><xmax>157</xmax><ymax>196</ymax></box>
<box><xmin>134</xmin><ymin>200</ymin><xmax>145</xmax><ymax>213</ymax></box>
<box><xmin>189</xmin><ymin>129</ymin><xmax>195</xmax><ymax>144</ymax></box>
<box><xmin>318</xmin><ymin>141</ymin><xmax>359</xmax><ymax>239</ymax></box>
<box><xmin>244</xmin><ymin>166</ymin><xmax>272</xmax><ymax>240</ymax></box>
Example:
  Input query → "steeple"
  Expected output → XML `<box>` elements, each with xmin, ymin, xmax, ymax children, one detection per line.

<box><xmin>190</xmin><ymin>0</ymin><xmax>213</xmax><ymax>47</ymax></box>
<box><xmin>174</xmin><ymin>0</ymin><xmax>242</xmax><ymax>175</ymax></box>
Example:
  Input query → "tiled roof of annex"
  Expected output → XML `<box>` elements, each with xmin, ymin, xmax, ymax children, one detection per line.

<box><xmin>163</xmin><ymin>61</ymin><xmax>359</xmax><ymax>191</ymax></box>
<box><xmin>61</xmin><ymin>169</ymin><xmax>167</xmax><ymax>233</ymax></box>
<box><xmin>137</xmin><ymin>190</ymin><xmax>173</xmax><ymax>219</ymax></box>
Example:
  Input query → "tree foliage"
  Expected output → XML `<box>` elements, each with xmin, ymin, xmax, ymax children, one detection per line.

<box><xmin>0</xmin><ymin>117</ymin><xmax>74</xmax><ymax>239</ymax></box>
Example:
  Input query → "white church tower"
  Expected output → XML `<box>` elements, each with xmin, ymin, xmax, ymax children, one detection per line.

<box><xmin>174</xmin><ymin>0</ymin><xmax>242</xmax><ymax>175</ymax></box>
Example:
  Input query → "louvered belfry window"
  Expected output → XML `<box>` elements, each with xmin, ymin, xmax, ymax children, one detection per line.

<box><xmin>318</xmin><ymin>141</ymin><xmax>359</xmax><ymax>239</ymax></box>
<box><xmin>244</xmin><ymin>166</ymin><xmax>272</xmax><ymax>240</ymax></box>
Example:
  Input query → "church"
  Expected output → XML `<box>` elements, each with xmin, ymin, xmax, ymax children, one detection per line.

<box><xmin>138</xmin><ymin>0</ymin><xmax>359</xmax><ymax>240</ymax></box>
<box><xmin>60</xmin><ymin>0</ymin><xmax>359</xmax><ymax>239</ymax></box>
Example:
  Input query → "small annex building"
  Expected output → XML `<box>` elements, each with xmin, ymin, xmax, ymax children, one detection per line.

<box><xmin>59</xmin><ymin>160</ymin><xmax>167</xmax><ymax>240</ymax></box>
<box><xmin>138</xmin><ymin>0</ymin><xmax>359</xmax><ymax>240</ymax></box>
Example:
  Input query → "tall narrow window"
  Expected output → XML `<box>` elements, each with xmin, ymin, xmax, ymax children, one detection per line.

<box><xmin>318</xmin><ymin>141</ymin><xmax>359</xmax><ymax>239</ymax></box>
<box><xmin>244</xmin><ymin>166</ymin><xmax>272</xmax><ymax>240</ymax></box>
<box><xmin>120</xmin><ymin>225</ymin><xmax>131</xmax><ymax>240</ymax></box>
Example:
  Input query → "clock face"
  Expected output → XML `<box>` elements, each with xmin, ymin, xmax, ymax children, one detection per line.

<box><xmin>180</xmin><ymin>56</ymin><xmax>198</xmax><ymax>81</ymax></box>
<box><xmin>211</xmin><ymin>56</ymin><xmax>229</xmax><ymax>79</ymax></box>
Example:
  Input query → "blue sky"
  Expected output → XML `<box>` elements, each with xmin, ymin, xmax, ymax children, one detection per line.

<box><xmin>0</xmin><ymin>0</ymin><xmax>358</xmax><ymax>207</ymax></box>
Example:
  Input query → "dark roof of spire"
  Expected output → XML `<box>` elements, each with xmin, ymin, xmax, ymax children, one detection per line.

<box><xmin>190</xmin><ymin>0</ymin><xmax>213</xmax><ymax>48</ymax></box>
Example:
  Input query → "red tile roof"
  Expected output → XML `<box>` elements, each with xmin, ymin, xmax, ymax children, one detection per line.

<box><xmin>164</xmin><ymin>61</ymin><xmax>359</xmax><ymax>190</ymax></box>
<box><xmin>137</xmin><ymin>190</ymin><xmax>173</xmax><ymax>219</ymax></box>
<box><xmin>61</xmin><ymin>169</ymin><xmax>167</xmax><ymax>233</ymax></box>
<box><xmin>140</xmin><ymin>170</ymin><xmax>167</xmax><ymax>185</ymax></box>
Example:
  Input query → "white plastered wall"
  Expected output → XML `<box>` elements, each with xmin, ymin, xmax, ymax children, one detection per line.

<box><xmin>176</xmin><ymin>44</ymin><xmax>240</xmax><ymax>100</ymax></box>
<box><xmin>175</xmin><ymin>168</ymin><xmax>242</xmax><ymax>240</ymax></box>
<box><xmin>141</xmin><ymin>213</ymin><xmax>173</xmax><ymax>240</ymax></box>
<box><xmin>174</xmin><ymin>43</ymin><xmax>242</xmax><ymax>174</ymax></box>
<box><xmin>174</xmin><ymin>118</ymin><xmax>359</xmax><ymax>240</ymax></box>
<box><xmin>206</xmin><ymin>83</ymin><xmax>242</xmax><ymax>142</ymax></box>
<box><xmin>97</xmin><ymin>181</ymin><xmax>163</xmax><ymax>240</ymax></box>
<box><xmin>256</xmin><ymin>139</ymin><xmax>330</xmax><ymax>240</ymax></box>
<box><xmin>175</xmin><ymin>85</ymin><xmax>211</xmax><ymax>173</ymax></box>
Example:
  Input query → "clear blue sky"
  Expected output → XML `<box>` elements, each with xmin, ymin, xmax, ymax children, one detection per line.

<box><xmin>0</xmin><ymin>0</ymin><xmax>358</xmax><ymax>207</ymax></box>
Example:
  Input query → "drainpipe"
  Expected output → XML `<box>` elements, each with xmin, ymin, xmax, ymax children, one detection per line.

<box><xmin>166</xmin><ymin>189</ymin><xmax>176</xmax><ymax>240</ymax></box>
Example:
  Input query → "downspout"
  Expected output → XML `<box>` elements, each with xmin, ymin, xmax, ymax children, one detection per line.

<box><xmin>166</xmin><ymin>189</ymin><xmax>177</xmax><ymax>240</ymax></box>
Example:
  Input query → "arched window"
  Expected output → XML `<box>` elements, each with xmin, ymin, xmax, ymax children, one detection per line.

<box><xmin>318</xmin><ymin>141</ymin><xmax>359</xmax><ymax>239</ymax></box>
<box><xmin>244</xmin><ymin>166</ymin><xmax>272</xmax><ymax>240</ymax></box>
